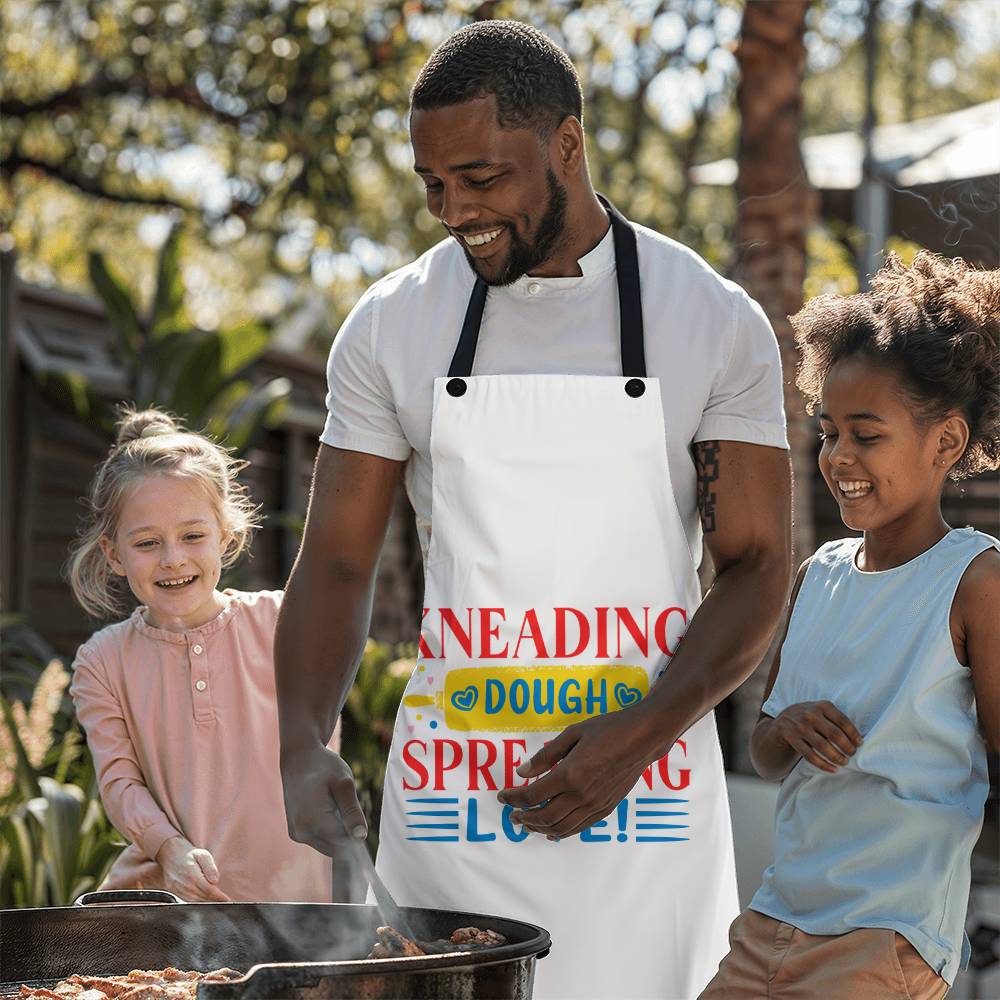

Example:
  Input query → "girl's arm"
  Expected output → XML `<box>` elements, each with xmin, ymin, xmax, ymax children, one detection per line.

<box><xmin>955</xmin><ymin>548</ymin><xmax>1000</xmax><ymax>753</ymax></box>
<box><xmin>69</xmin><ymin>648</ymin><xmax>183</xmax><ymax>862</ymax></box>
<box><xmin>71</xmin><ymin>647</ymin><xmax>230</xmax><ymax>901</ymax></box>
<box><xmin>750</xmin><ymin>558</ymin><xmax>863</xmax><ymax>781</ymax></box>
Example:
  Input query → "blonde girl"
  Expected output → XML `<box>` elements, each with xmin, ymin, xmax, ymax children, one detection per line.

<box><xmin>68</xmin><ymin>407</ymin><xmax>336</xmax><ymax>902</ymax></box>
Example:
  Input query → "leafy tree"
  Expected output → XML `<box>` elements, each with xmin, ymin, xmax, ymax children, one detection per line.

<box><xmin>3</xmin><ymin>1</ymin><xmax>995</xmax><ymax>342</ymax></box>
<box><xmin>1</xmin><ymin>0</ymin><xmax>749</xmax><ymax>331</ymax></box>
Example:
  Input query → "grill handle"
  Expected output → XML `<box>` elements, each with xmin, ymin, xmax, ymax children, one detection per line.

<box><xmin>74</xmin><ymin>889</ymin><xmax>184</xmax><ymax>906</ymax></box>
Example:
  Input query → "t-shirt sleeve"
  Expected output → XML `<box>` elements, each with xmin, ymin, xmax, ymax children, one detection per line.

<box><xmin>694</xmin><ymin>291</ymin><xmax>789</xmax><ymax>449</ymax></box>
<box><xmin>70</xmin><ymin>642</ymin><xmax>181</xmax><ymax>861</ymax></box>
<box><xmin>320</xmin><ymin>290</ymin><xmax>412</xmax><ymax>461</ymax></box>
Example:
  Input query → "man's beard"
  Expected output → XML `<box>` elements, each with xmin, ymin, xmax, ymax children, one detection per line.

<box><xmin>460</xmin><ymin>168</ymin><xmax>569</xmax><ymax>287</ymax></box>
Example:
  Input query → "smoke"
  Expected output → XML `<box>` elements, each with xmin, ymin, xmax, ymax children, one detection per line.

<box><xmin>885</xmin><ymin>176</ymin><xmax>999</xmax><ymax>255</ymax></box>
<box><xmin>727</xmin><ymin>172</ymin><xmax>999</xmax><ymax>268</ymax></box>
<box><xmin>169</xmin><ymin>900</ymin><xmax>381</xmax><ymax>979</ymax></box>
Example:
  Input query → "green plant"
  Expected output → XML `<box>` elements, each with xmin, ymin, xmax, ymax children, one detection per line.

<box><xmin>340</xmin><ymin>639</ymin><xmax>415</xmax><ymax>858</ymax></box>
<box><xmin>84</xmin><ymin>219</ymin><xmax>290</xmax><ymax>454</ymax></box>
<box><xmin>1</xmin><ymin>623</ymin><xmax>89</xmax><ymax>789</ymax></box>
<box><xmin>0</xmin><ymin>662</ymin><xmax>124</xmax><ymax>907</ymax></box>
<box><xmin>1</xmin><ymin>769</ymin><xmax>122</xmax><ymax>908</ymax></box>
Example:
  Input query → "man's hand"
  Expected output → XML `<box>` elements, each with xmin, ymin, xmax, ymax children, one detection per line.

<box><xmin>155</xmin><ymin>836</ymin><xmax>231</xmax><ymax>902</ymax></box>
<box><xmin>497</xmin><ymin>706</ymin><xmax>653</xmax><ymax>839</ymax></box>
<box><xmin>771</xmin><ymin>700</ymin><xmax>863</xmax><ymax>773</ymax></box>
<box><xmin>281</xmin><ymin>743</ymin><xmax>368</xmax><ymax>857</ymax></box>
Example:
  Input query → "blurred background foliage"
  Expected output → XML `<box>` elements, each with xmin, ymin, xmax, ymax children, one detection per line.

<box><xmin>3</xmin><ymin>0</ymin><xmax>997</xmax><ymax>345</ymax></box>
<box><xmin>340</xmin><ymin>640</ymin><xmax>416</xmax><ymax>856</ymax></box>
<box><xmin>0</xmin><ymin>621</ymin><xmax>123</xmax><ymax>906</ymax></box>
<box><xmin>84</xmin><ymin>216</ymin><xmax>291</xmax><ymax>450</ymax></box>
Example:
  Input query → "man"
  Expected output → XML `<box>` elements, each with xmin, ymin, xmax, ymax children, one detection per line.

<box><xmin>277</xmin><ymin>20</ymin><xmax>791</xmax><ymax>1000</ymax></box>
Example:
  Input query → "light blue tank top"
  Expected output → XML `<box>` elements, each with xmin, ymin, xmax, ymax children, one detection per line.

<box><xmin>751</xmin><ymin>527</ymin><xmax>997</xmax><ymax>985</ymax></box>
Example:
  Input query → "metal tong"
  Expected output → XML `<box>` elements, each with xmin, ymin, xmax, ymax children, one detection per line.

<box><xmin>333</xmin><ymin>828</ymin><xmax>418</xmax><ymax>942</ymax></box>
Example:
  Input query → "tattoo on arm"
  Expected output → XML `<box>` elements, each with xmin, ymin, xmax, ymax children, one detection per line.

<box><xmin>693</xmin><ymin>440</ymin><xmax>721</xmax><ymax>534</ymax></box>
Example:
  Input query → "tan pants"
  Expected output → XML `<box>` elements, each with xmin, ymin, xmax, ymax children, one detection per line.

<box><xmin>698</xmin><ymin>909</ymin><xmax>950</xmax><ymax>1000</ymax></box>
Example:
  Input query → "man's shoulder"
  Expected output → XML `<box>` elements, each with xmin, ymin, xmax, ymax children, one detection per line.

<box><xmin>633</xmin><ymin>223</ymin><xmax>750</xmax><ymax>311</ymax></box>
<box><xmin>362</xmin><ymin>238</ymin><xmax>473</xmax><ymax>310</ymax></box>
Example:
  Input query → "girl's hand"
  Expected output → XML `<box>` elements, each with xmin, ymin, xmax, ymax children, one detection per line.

<box><xmin>773</xmin><ymin>701</ymin><xmax>863</xmax><ymax>773</ymax></box>
<box><xmin>155</xmin><ymin>836</ymin><xmax>231</xmax><ymax>902</ymax></box>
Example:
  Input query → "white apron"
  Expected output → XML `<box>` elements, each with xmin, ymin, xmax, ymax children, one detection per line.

<box><xmin>376</xmin><ymin>200</ymin><xmax>738</xmax><ymax>999</ymax></box>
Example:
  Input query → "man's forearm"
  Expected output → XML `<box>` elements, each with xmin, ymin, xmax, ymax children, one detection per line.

<box><xmin>633</xmin><ymin>549</ymin><xmax>789</xmax><ymax>763</ymax></box>
<box><xmin>275</xmin><ymin>556</ymin><xmax>377</xmax><ymax>759</ymax></box>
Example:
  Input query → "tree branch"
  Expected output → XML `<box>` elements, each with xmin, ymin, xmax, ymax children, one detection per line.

<box><xmin>3</xmin><ymin>66</ymin><xmax>246</xmax><ymax>127</ymax></box>
<box><xmin>2</xmin><ymin>151</ymin><xmax>186</xmax><ymax>209</ymax></box>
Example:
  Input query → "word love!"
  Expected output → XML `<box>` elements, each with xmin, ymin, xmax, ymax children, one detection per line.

<box><xmin>403</xmin><ymin>795</ymin><xmax>690</xmax><ymax>845</ymax></box>
<box><xmin>418</xmin><ymin>606</ymin><xmax>689</xmax><ymax>660</ymax></box>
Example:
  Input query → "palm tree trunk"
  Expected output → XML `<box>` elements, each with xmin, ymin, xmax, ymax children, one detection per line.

<box><xmin>729</xmin><ymin>0</ymin><xmax>817</xmax><ymax>771</ymax></box>
<box><xmin>734</xmin><ymin>0</ymin><xmax>816</xmax><ymax>562</ymax></box>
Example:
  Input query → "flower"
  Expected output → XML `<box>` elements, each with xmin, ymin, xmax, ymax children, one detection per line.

<box><xmin>387</xmin><ymin>657</ymin><xmax>417</xmax><ymax>679</ymax></box>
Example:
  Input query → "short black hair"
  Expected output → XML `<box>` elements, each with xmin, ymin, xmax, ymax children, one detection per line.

<box><xmin>410</xmin><ymin>20</ymin><xmax>583</xmax><ymax>137</ymax></box>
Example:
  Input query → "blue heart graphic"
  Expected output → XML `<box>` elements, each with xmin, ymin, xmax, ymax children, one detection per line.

<box><xmin>451</xmin><ymin>685</ymin><xmax>479</xmax><ymax>712</ymax></box>
<box><xmin>614</xmin><ymin>683</ymin><xmax>642</xmax><ymax>709</ymax></box>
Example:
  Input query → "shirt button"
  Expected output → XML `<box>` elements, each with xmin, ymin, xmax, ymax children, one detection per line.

<box><xmin>527</xmin><ymin>282</ymin><xmax>540</xmax><ymax>295</ymax></box>
<box><xmin>192</xmin><ymin>644</ymin><xmax>203</xmax><ymax>654</ymax></box>
<box><xmin>195</xmin><ymin>680</ymin><xmax>207</xmax><ymax>692</ymax></box>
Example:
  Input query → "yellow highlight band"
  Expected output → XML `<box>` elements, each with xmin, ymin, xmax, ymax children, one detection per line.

<box><xmin>403</xmin><ymin>664</ymin><xmax>648</xmax><ymax>732</ymax></box>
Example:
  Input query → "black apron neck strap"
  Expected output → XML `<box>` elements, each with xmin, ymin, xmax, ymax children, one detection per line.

<box><xmin>601</xmin><ymin>194</ymin><xmax>646</xmax><ymax>378</ymax></box>
<box><xmin>448</xmin><ymin>276</ymin><xmax>487</xmax><ymax>379</ymax></box>
<box><xmin>447</xmin><ymin>194</ymin><xmax>646</xmax><ymax>379</ymax></box>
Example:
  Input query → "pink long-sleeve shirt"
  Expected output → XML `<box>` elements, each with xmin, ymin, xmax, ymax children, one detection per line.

<box><xmin>70</xmin><ymin>589</ymin><xmax>338</xmax><ymax>902</ymax></box>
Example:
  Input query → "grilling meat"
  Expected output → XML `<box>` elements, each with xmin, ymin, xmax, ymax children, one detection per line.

<box><xmin>18</xmin><ymin>968</ymin><xmax>242</xmax><ymax>1000</ymax></box>
<box><xmin>16</xmin><ymin>926</ymin><xmax>507</xmax><ymax>997</ymax></box>
<box><xmin>368</xmin><ymin>925</ymin><xmax>507</xmax><ymax>958</ymax></box>
<box><xmin>369</xmin><ymin>926</ymin><xmax>426</xmax><ymax>959</ymax></box>
<box><xmin>449</xmin><ymin>927</ymin><xmax>506</xmax><ymax>948</ymax></box>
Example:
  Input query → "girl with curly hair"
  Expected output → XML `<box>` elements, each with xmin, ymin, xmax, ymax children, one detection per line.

<box><xmin>67</xmin><ymin>407</ymin><xmax>337</xmax><ymax>902</ymax></box>
<box><xmin>700</xmin><ymin>252</ymin><xmax>999</xmax><ymax>1000</ymax></box>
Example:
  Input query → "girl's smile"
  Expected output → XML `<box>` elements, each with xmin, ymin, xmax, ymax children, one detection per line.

<box><xmin>818</xmin><ymin>355</ymin><xmax>965</xmax><ymax>569</ymax></box>
<box><xmin>101</xmin><ymin>473</ymin><xmax>232</xmax><ymax>632</ymax></box>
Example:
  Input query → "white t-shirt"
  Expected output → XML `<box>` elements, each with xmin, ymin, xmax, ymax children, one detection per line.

<box><xmin>321</xmin><ymin>223</ymin><xmax>789</xmax><ymax>565</ymax></box>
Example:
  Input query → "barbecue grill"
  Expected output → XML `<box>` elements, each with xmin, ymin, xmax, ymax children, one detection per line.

<box><xmin>1</xmin><ymin>891</ymin><xmax>551</xmax><ymax>999</ymax></box>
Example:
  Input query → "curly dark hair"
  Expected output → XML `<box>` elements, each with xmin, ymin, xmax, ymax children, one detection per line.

<box><xmin>793</xmin><ymin>251</ymin><xmax>1000</xmax><ymax>480</ymax></box>
<box><xmin>410</xmin><ymin>20</ymin><xmax>583</xmax><ymax>137</ymax></box>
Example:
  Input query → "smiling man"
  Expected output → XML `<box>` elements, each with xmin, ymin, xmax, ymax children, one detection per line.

<box><xmin>276</xmin><ymin>20</ymin><xmax>792</xmax><ymax>1000</ymax></box>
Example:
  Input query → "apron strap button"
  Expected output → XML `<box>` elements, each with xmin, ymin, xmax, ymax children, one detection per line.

<box><xmin>625</xmin><ymin>378</ymin><xmax>645</xmax><ymax>398</ymax></box>
<box><xmin>446</xmin><ymin>378</ymin><xmax>468</xmax><ymax>397</ymax></box>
